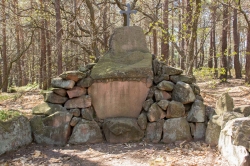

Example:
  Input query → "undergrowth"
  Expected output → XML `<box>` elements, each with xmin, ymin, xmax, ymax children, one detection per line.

<box><xmin>0</xmin><ymin>109</ymin><xmax>22</xmax><ymax>121</ymax></box>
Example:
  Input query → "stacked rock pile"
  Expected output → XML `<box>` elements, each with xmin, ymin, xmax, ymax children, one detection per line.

<box><xmin>30</xmin><ymin>57</ymin><xmax>207</xmax><ymax>145</ymax></box>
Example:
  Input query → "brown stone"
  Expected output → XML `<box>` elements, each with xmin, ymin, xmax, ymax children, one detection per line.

<box><xmin>69</xmin><ymin>108</ymin><xmax>81</xmax><ymax>117</ymax></box>
<box><xmin>145</xmin><ymin>119</ymin><xmax>164</xmax><ymax>143</ymax></box>
<box><xmin>59</xmin><ymin>70</ymin><xmax>86</xmax><ymax>82</ymax></box>
<box><xmin>81</xmin><ymin>107</ymin><xmax>94</xmax><ymax>121</ymax></box>
<box><xmin>142</xmin><ymin>98</ymin><xmax>154</xmax><ymax>111</ymax></box>
<box><xmin>157</xmin><ymin>100</ymin><xmax>170</xmax><ymax>110</ymax></box>
<box><xmin>64</xmin><ymin>95</ymin><xmax>91</xmax><ymax>109</ymax></box>
<box><xmin>89</xmin><ymin>81</ymin><xmax>149</xmax><ymax>119</ymax></box>
<box><xmin>52</xmin><ymin>88</ymin><xmax>67</xmax><ymax>97</ymax></box>
<box><xmin>147</xmin><ymin>103</ymin><xmax>165</xmax><ymax>122</ymax></box>
<box><xmin>67</xmin><ymin>87</ymin><xmax>87</xmax><ymax>98</ymax></box>
<box><xmin>70</xmin><ymin>117</ymin><xmax>81</xmax><ymax>127</ymax></box>
<box><xmin>154</xmin><ymin>89</ymin><xmax>171</xmax><ymax>101</ymax></box>
<box><xmin>44</xmin><ymin>91</ymin><xmax>68</xmax><ymax>104</ymax></box>
<box><xmin>166</xmin><ymin>101</ymin><xmax>185</xmax><ymax>118</ymax></box>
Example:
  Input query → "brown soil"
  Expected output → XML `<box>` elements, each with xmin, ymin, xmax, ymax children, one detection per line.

<box><xmin>1</xmin><ymin>78</ymin><xmax>249</xmax><ymax>166</ymax></box>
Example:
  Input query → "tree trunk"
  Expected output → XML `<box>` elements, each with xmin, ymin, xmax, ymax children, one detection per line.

<box><xmin>246</xmin><ymin>28</ymin><xmax>250</xmax><ymax>83</ymax></box>
<box><xmin>161</xmin><ymin>0</ymin><xmax>169</xmax><ymax>64</ymax></box>
<box><xmin>45</xmin><ymin>18</ymin><xmax>51</xmax><ymax>88</ymax></box>
<box><xmin>55</xmin><ymin>0</ymin><xmax>63</xmax><ymax>75</ymax></box>
<box><xmin>233</xmin><ymin>8</ymin><xmax>241</xmax><ymax>78</ymax></box>
<box><xmin>220</xmin><ymin>3</ymin><xmax>228</xmax><ymax>82</ymax></box>
<box><xmin>1</xmin><ymin>0</ymin><xmax>7</xmax><ymax>92</ymax></box>
<box><xmin>153</xmin><ymin>29</ymin><xmax>158</xmax><ymax>56</ymax></box>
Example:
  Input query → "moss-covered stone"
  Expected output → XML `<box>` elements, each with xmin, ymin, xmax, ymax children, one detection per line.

<box><xmin>32</xmin><ymin>102</ymin><xmax>67</xmax><ymax>116</ymax></box>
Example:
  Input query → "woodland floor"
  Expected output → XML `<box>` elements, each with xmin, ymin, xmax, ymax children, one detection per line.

<box><xmin>0</xmin><ymin>78</ymin><xmax>249</xmax><ymax>166</ymax></box>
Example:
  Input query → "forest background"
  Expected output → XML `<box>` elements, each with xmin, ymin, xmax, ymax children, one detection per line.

<box><xmin>0</xmin><ymin>0</ymin><xmax>250</xmax><ymax>92</ymax></box>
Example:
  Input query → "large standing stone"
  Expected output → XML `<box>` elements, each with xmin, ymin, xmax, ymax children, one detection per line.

<box><xmin>64</xmin><ymin>95</ymin><xmax>91</xmax><ymax>109</ymax></box>
<box><xmin>145</xmin><ymin>119</ymin><xmax>164</xmax><ymax>143</ymax></box>
<box><xmin>157</xmin><ymin>81</ymin><xmax>174</xmax><ymax>91</ymax></box>
<box><xmin>147</xmin><ymin>103</ymin><xmax>166</xmax><ymax>122</ymax></box>
<box><xmin>89</xmin><ymin>81</ymin><xmax>149</xmax><ymax>119</ymax></box>
<box><xmin>234</xmin><ymin>105</ymin><xmax>250</xmax><ymax>117</ymax></box>
<box><xmin>89</xmin><ymin>26</ymin><xmax>153</xmax><ymax>119</ymax></box>
<box><xmin>44</xmin><ymin>91</ymin><xmax>68</xmax><ymax>104</ymax></box>
<box><xmin>32</xmin><ymin>102</ymin><xmax>67</xmax><ymax>116</ymax></box>
<box><xmin>187</xmin><ymin>100</ymin><xmax>205</xmax><ymax>122</ymax></box>
<box><xmin>69</xmin><ymin>119</ymin><xmax>103</xmax><ymax>144</ymax></box>
<box><xmin>162</xmin><ymin>117</ymin><xmax>192</xmax><ymax>143</ymax></box>
<box><xmin>30</xmin><ymin>111</ymin><xmax>73</xmax><ymax>146</ymax></box>
<box><xmin>215</xmin><ymin>92</ymin><xmax>234</xmax><ymax>115</ymax></box>
<box><xmin>59</xmin><ymin>71</ymin><xmax>86</xmax><ymax>82</ymax></box>
<box><xmin>170</xmin><ymin>75</ymin><xmax>196</xmax><ymax>84</ymax></box>
<box><xmin>154</xmin><ymin>89</ymin><xmax>171</xmax><ymax>101</ymax></box>
<box><xmin>218</xmin><ymin>117</ymin><xmax>250</xmax><ymax>166</ymax></box>
<box><xmin>162</xmin><ymin>66</ymin><xmax>183</xmax><ymax>75</ymax></box>
<box><xmin>166</xmin><ymin>101</ymin><xmax>185</xmax><ymax>118</ymax></box>
<box><xmin>103</xmin><ymin>118</ymin><xmax>144</xmax><ymax>143</ymax></box>
<box><xmin>0</xmin><ymin>116</ymin><xmax>32</xmax><ymax>155</ymax></box>
<box><xmin>51</xmin><ymin>77</ymin><xmax>75</xmax><ymax>89</ymax></box>
<box><xmin>172</xmin><ymin>81</ymin><xmax>196</xmax><ymax>104</ymax></box>
<box><xmin>67</xmin><ymin>86</ymin><xmax>87</xmax><ymax>98</ymax></box>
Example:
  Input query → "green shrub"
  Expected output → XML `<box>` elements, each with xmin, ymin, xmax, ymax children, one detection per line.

<box><xmin>0</xmin><ymin>109</ymin><xmax>22</xmax><ymax>121</ymax></box>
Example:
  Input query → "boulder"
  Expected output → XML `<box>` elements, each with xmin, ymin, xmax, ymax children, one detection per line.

<box><xmin>89</xmin><ymin>81</ymin><xmax>149</xmax><ymax>119</ymax></box>
<box><xmin>0</xmin><ymin>116</ymin><xmax>32</xmax><ymax>155</ymax></box>
<box><xmin>215</xmin><ymin>92</ymin><xmax>234</xmax><ymax>115</ymax></box>
<box><xmin>44</xmin><ymin>91</ymin><xmax>68</xmax><ymax>104</ymax></box>
<box><xmin>147</xmin><ymin>103</ymin><xmax>166</xmax><ymax>122</ymax></box>
<box><xmin>218</xmin><ymin>117</ymin><xmax>250</xmax><ymax>166</ymax></box>
<box><xmin>142</xmin><ymin>98</ymin><xmax>154</xmax><ymax>111</ymax></box>
<box><xmin>77</xmin><ymin>77</ymin><xmax>94</xmax><ymax>88</ymax></box>
<box><xmin>81</xmin><ymin>107</ymin><xmax>94</xmax><ymax>121</ymax></box>
<box><xmin>189</xmin><ymin>123</ymin><xmax>206</xmax><ymax>140</ymax></box>
<box><xmin>205</xmin><ymin>118</ymin><xmax>221</xmax><ymax>146</ymax></box>
<box><xmin>190</xmin><ymin>84</ymin><xmax>200</xmax><ymax>95</ymax></box>
<box><xmin>69</xmin><ymin>119</ymin><xmax>103</xmax><ymax>144</ymax></box>
<box><xmin>162</xmin><ymin>66</ymin><xmax>183</xmax><ymax>75</ymax></box>
<box><xmin>170</xmin><ymin>75</ymin><xmax>196</xmax><ymax>84</ymax></box>
<box><xmin>145</xmin><ymin>119</ymin><xmax>164</xmax><ymax>143</ymax></box>
<box><xmin>70</xmin><ymin>117</ymin><xmax>81</xmax><ymax>127</ymax></box>
<box><xmin>157</xmin><ymin>81</ymin><xmax>174</xmax><ymax>91</ymax></box>
<box><xmin>103</xmin><ymin>118</ymin><xmax>144</xmax><ymax>143</ymax></box>
<box><xmin>137</xmin><ymin>112</ymin><xmax>147</xmax><ymax>130</ymax></box>
<box><xmin>162</xmin><ymin>117</ymin><xmax>192</xmax><ymax>143</ymax></box>
<box><xmin>154</xmin><ymin>89</ymin><xmax>171</xmax><ymax>101</ymax></box>
<box><xmin>59</xmin><ymin>71</ymin><xmax>86</xmax><ymax>82</ymax></box>
<box><xmin>51</xmin><ymin>77</ymin><xmax>75</xmax><ymax>89</ymax></box>
<box><xmin>166</xmin><ymin>101</ymin><xmax>185</xmax><ymax>118</ymax></box>
<box><xmin>157</xmin><ymin>100</ymin><xmax>170</xmax><ymax>110</ymax></box>
<box><xmin>32</xmin><ymin>102</ymin><xmax>67</xmax><ymax>116</ymax></box>
<box><xmin>187</xmin><ymin>100</ymin><xmax>205</xmax><ymax>122</ymax></box>
<box><xmin>172</xmin><ymin>81</ymin><xmax>195</xmax><ymax>104</ymax></box>
<box><xmin>64</xmin><ymin>95</ymin><xmax>91</xmax><ymax>109</ymax></box>
<box><xmin>154</xmin><ymin>74</ymin><xmax>169</xmax><ymax>84</ymax></box>
<box><xmin>69</xmin><ymin>108</ymin><xmax>81</xmax><ymax>117</ymax></box>
<box><xmin>219</xmin><ymin>112</ymin><xmax>244</xmax><ymax>129</ymax></box>
<box><xmin>52</xmin><ymin>88</ymin><xmax>67</xmax><ymax>97</ymax></box>
<box><xmin>67</xmin><ymin>87</ymin><xmax>87</xmax><ymax>98</ymax></box>
<box><xmin>234</xmin><ymin>105</ymin><xmax>250</xmax><ymax>117</ymax></box>
<box><xmin>30</xmin><ymin>111</ymin><xmax>73</xmax><ymax>146</ymax></box>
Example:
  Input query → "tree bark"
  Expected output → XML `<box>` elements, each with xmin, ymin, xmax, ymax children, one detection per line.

<box><xmin>246</xmin><ymin>28</ymin><xmax>250</xmax><ymax>83</ymax></box>
<box><xmin>161</xmin><ymin>0</ymin><xmax>169</xmax><ymax>64</ymax></box>
<box><xmin>233</xmin><ymin>8</ymin><xmax>241</xmax><ymax>78</ymax></box>
<box><xmin>153</xmin><ymin>29</ymin><xmax>158</xmax><ymax>56</ymax></box>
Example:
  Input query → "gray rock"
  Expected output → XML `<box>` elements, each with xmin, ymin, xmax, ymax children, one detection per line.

<box><xmin>157</xmin><ymin>100</ymin><xmax>170</xmax><ymax>110</ymax></box>
<box><xmin>154</xmin><ymin>89</ymin><xmax>171</xmax><ymax>101</ymax></box>
<box><xmin>154</xmin><ymin>74</ymin><xmax>169</xmax><ymax>84</ymax></box>
<box><xmin>64</xmin><ymin>95</ymin><xmax>91</xmax><ymax>109</ymax></box>
<box><xmin>191</xmin><ymin>123</ymin><xmax>206</xmax><ymax>140</ymax></box>
<box><xmin>44</xmin><ymin>91</ymin><xmax>68</xmax><ymax>104</ymax></box>
<box><xmin>69</xmin><ymin>108</ymin><xmax>81</xmax><ymax>117</ymax></box>
<box><xmin>157</xmin><ymin>81</ymin><xmax>174</xmax><ymax>91</ymax></box>
<box><xmin>30</xmin><ymin>111</ymin><xmax>73</xmax><ymax>146</ymax></box>
<box><xmin>205</xmin><ymin>119</ymin><xmax>221</xmax><ymax>146</ymax></box>
<box><xmin>187</xmin><ymin>100</ymin><xmax>205</xmax><ymax>122</ymax></box>
<box><xmin>215</xmin><ymin>92</ymin><xmax>234</xmax><ymax>115</ymax></box>
<box><xmin>218</xmin><ymin>112</ymin><xmax>244</xmax><ymax>129</ymax></box>
<box><xmin>137</xmin><ymin>112</ymin><xmax>147</xmax><ymax>130</ymax></box>
<box><xmin>69</xmin><ymin>119</ymin><xmax>103</xmax><ymax>144</ymax></box>
<box><xmin>190</xmin><ymin>84</ymin><xmax>200</xmax><ymax>95</ymax></box>
<box><xmin>162</xmin><ymin>66</ymin><xmax>183</xmax><ymax>75</ymax></box>
<box><xmin>142</xmin><ymin>98</ymin><xmax>154</xmax><ymax>111</ymax></box>
<box><xmin>0</xmin><ymin>116</ymin><xmax>32</xmax><ymax>155</ymax></box>
<box><xmin>153</xmin><ymin>59</ymin><xmax>161</xmax><ymax>76</ymax></box>
<box><xmin>52</xmin><ymin>88</ymin><xmax>67</xmax><ymax>97</ymax></box>
<box><xmin>147</xmin><ymin>87</ymin><xmax>156</xmax><ymax>99</ymax></box>
<box><xmin>145</xmin><ymin>119</ymin><xmax>164</xmax><ymax>143</ymax></box>
<box><xmin>166</xmin><ymin>101</ymin><xmax>185</xmax><ymax>118</ymax></box>
<box><xmin>70</xmin><ymin>117</ymin><xmax>81</xmax><ymax>127</ymax></box>
<box><xmin>59</xmin><ymin>70</ymin><xmax>86</xmax><ymax>82</ymax></box>
<box><xmin>77</xmin><ymin>77</ymin><xmax>94</xmax><ymax>88</ymax></box>
<box><xmin>205</xmin><ymin>106</ymin><xmax>216</xmax><ymax>121</ymax></box>
<box><xmin>170</xmin><ymin>75</ymin><xmax>196</xmax><ymax>84</ymax></box>
<box><xmin>147</xmin><ymin>103</ymin><xmax>166</xmax><ymax>122</ymax></box>
<box><xmin>32</xmin><ymin>102</ymin><xmax>67</xmax><ymax>116</ymax></box>
<box><xmin>162</xmin><ymin>117</ymin><xmax>192</xmax><ymax>143</ymax></box>
<box><xmin>172</xmin><ymin>81</ymin><xmax>196</xmax><ymax>104</ymax></box>
<box><xmin>67</xmin><ymin>87</ymin><xmax>87</xmax><ymax>98</ymax></box>
<box><xmin>234</xmin><ymin>105</ymin><xmax>250</xmax><ymax>117</ymax></box>
<box><xmin>81</xmin><ymin>107</ymin><xmax>94</xmax><ymax>120</ymax></box>
<box><xmin>195</xmin><ymin>95</ymin><xmax>203</xmax><ymax>101</ymax></box>
<box><xmin>51</xmin><ymin>77</ymin><xmax>75</xmax><ymax>89</ymax></box>
<box><xmin>218</xmin><ymin>117</ymin><xmax>250</xmax><ymax>166</ymax></box>
<box><xmin>103</xmin><ymin>118</ymin><xmax>144</xmax><ymax>143</ymax></box>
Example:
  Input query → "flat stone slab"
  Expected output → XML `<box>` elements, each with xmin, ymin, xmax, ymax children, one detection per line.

<box><xmin>89</xmin><ymin>81</ymin><xmax>149</xmax><ymax>119</ymax></box>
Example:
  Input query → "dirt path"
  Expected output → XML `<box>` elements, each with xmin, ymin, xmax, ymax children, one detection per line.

<box><xmin>1</xmin><ymin>79</ymin><xmax>249</xmax><ymax>165</ymax></box>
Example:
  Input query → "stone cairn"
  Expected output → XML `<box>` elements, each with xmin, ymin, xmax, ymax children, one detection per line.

<box><xmin>30</xmin><ymin>26</ymin><xmax>207</xmax><ymax>146</ymax></box>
